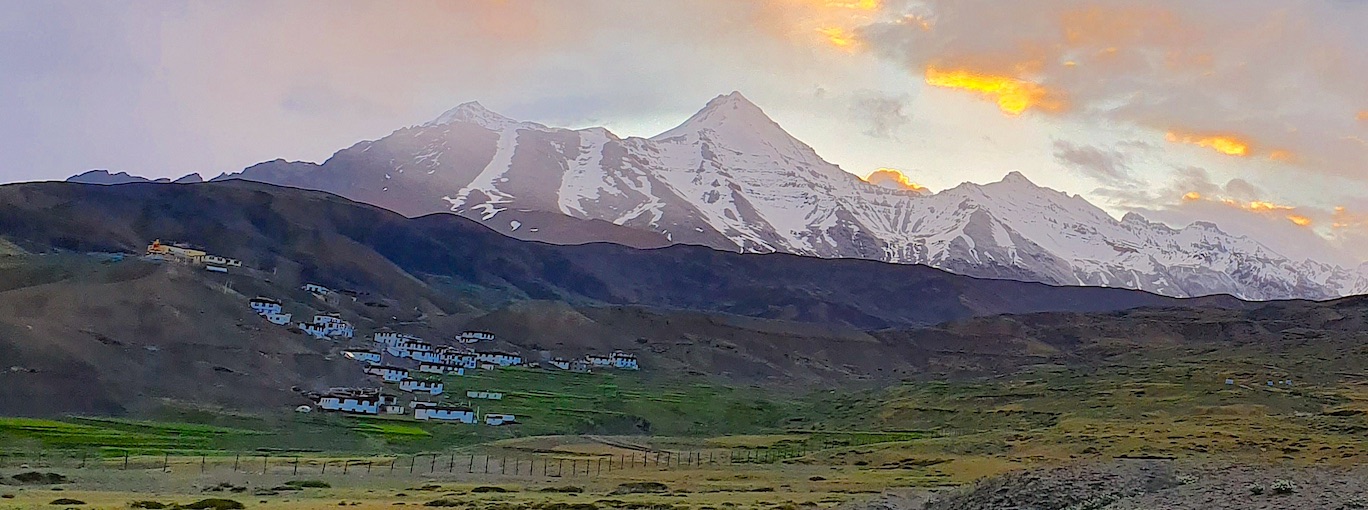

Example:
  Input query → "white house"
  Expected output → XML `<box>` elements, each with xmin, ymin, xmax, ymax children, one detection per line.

<box><xmin>585</xmin><ymin>353</ymin><xmax>613</xmax><ymax>367</ymax></box>
<box><xmin>549</xmin><ymin>358</ymin><xmax>571</xmax><ymax>370</ymax></box>
<box><xmin>301</xmin><ymin>283</ymin><xmax>331</xmax><ymax>295</ymax></box>
<box><xmin>485</xmin><ymin>414</ymin><xmax>516</xmax><ymax>426</ymax></box>
<box><xmin>300</xmin><ymin>313</ymin><xmax>354</xmax><ymax>339</ymax></box>
<box><xmin>399</xmin><ymin>379</ymin><xmax>444</xmax><ymax>395</ymax></box>
<box><xmin>249</xmin><ymin>297</ymin><xmax>283</xmax><ymax>315</ymax></box>
<box><xmin>364</xmin><ymin>365</ymin><xmax>410</xmax><ymax>382</ymax></box>
<box><xmin>387</xmin><ymin>339</ymin><xmax>434</xmax><ymax>358</ymax></box>
<box><xmin>414</xmin><ymin>405</ymin><xmax>476</xmax><ymax>423</ymax></box>
<box><xmin>418</xmin><ymin>362</ymin><xmax>465</xmax><ymax>376</ymax></box>
<box><xmin>476</xmin><ymin>350</ymin><xmax>522</xmax><ymax>367</ymax></box>
<box><xmin>204</xmin><ymin>254</ymin><xmax>242</xmax><ymax>267</ymax></box>
<box><xmin>611</xmin><ymin>351</ymin><xmax>639</xmax><ymax>370</ymax></box>
<box><xmin>342</xmin><ymin>349</ymin><xmax>382</xmax><ymax>364</ymax></box>
<box><xmin>459</xmin><ymin>331</ymin><xmax>495</xmax><ymax>344</ymax></box>
<box><xmin>316</xmin><ymin>393</ymin><xmax>380</xmax><ymax>415</ymax></box>
<box><xmin>466</xmin><ymin>390</ymin><xmax>503</xmax><ymax>400</ymax></box>
<box><xmin>374</xmin><ymin>331</ymin><xmax>420</xmax><ymax>346</ymax></box>
<box><xmin>262</xmin><ymin>311</ymin><xmax>292</xmax><ymax>325</ymax></box>
<box><xmin>383</xmin><ymin>404</ymin><xmax>406</xmax><ymax>415</ymax></box>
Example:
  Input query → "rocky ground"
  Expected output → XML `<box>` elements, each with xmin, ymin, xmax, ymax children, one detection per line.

<box><xmin>897</xmin><ymin>459</ymin><xmax>1368</xmax><ymax>510</ymax></box>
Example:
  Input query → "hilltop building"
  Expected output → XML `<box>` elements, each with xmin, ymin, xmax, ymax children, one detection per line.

<box><xmin>249</xmin><ymin>297</ymin><xmax>282</xmax><ymax>315</ymax></box>
<box><xmin>459</xmin><ymin>331</ymin><xmax>495</xmax><ymax>344</ymax></box>
<box><xmin>300</xmin><ymin>313</ymin><xmax>354</xmax><ymax>339</ymax></box>
<box><xmin>342</xmin><ymin>349</ymin><xmax>382</xmax><ymax>364</ymax></box>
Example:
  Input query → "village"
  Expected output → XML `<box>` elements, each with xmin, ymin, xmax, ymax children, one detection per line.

<box><xmin>145</xmin><ymin>238</ymin><xmax>643</xmax><ymax>427</ymax></box>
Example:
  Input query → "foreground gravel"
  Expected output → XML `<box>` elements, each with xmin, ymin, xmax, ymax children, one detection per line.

<box><xmin>858</xmin><ymin>460</ymin><xmax>1368</xmax><ymax>510</ymax></box>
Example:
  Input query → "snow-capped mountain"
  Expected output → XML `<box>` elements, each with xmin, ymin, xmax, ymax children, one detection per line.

<box><xmin>214</xmin><ymin>92</ymin><xmax>1366</xmax><ymax>300</ymax></box>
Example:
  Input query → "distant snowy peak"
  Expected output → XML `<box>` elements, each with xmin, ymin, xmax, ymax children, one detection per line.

<box><xmin>426</xmin><ymin>101</ymin><xmax>521</xmax><ymax>130</ymax></box>
<box><xmin>651</xmin><ymin>91</ymin><xmax>826</xmax><ymax>167</ymax></box>
<box><xmin>211</xmin><ymin>91</ymin><xmax>1368</xmax><ymax>301</ymax></box>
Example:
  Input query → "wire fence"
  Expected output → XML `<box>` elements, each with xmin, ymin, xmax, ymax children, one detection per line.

<box><xmin>0</xmin><ymin>447</ymin><xmax>814</xmax><ymax>478</ymax></box>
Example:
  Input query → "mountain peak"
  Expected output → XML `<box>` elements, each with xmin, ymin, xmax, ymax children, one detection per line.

<box><xmin>999</xmin><ymin>171</ymin><xmax>1036</xmax><ymax>186</ymax></box>
<box><xmin>649</xmin><ymin>91</ymin><xmax>826</xmax><ymax>166</ymax></box>
<box><xmin>426</xmin><ymin>101</ymin><xmax>517</xmax><ymax>129</ymax></box>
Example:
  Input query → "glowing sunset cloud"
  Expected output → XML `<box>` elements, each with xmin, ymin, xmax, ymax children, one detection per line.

<box><xmin>924</xmin><ymin>67</ymin><xmax>1062</xmax><ymax>115</ymax></box>
<box><xmin>1185</xmin><ymin>193</ymin><xmax>1310</xmax><ymax>227</ymax></box>
<box><xmin>818</xmin><ymin>27</ymin><xmax>858</xmax><ymax>49</ymax></box>
<box><xmin>1358</xmin><ymin>111</ymin><xmax>1368</xmax><ymax>122</ymax></box>
<box><xmin>865</xmin><ymin>168</ymin><xmax>928</xmax><ymax>192</ymax></box>
<box><xmin>1165</xmin><ymin>131</ymin><xmax>1250</xmax><ymax>156</ymax></box>
<box><xmin>1268</xmin><ymin>150</ymin><xmax>1295</xmax><ymax>162</ymax></box>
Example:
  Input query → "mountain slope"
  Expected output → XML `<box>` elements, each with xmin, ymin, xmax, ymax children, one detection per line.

<box><xmin>216</xmin><ymin>93</ymin><xmax>1367</xmax><ymax>300</ymax></box>
<box><xmin>0</xmin><ymin>181</ymin><xmax>1241</xmax><ymax>330</ymax></box>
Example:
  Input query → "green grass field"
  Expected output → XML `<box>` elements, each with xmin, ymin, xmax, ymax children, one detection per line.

<box><xmin>3</xmin><ymin>341</ymin><xmax>1365</xmax><ymax>475</ymax></box>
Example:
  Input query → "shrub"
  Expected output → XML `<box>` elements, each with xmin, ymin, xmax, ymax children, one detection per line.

<box><xmin>50</xmin><ymin>498</ymin><xmax>86</xmax><ymax>505</ymax></box>
<box><xmin>610</xmin><ymin>482</ymin><xmax>668</xmax><ymax>495</ymax></box>
<box><xmin>1271</xmin><ymin>479</ymin><xmax>1297</xmax><ymax>495</ymax></box>
<box><xmin>181</xmin><ymin>498</ymin><xmax>246</xmax><ymax>510</ymax></box>
<box><xmin>131</xmin><ymin>501</ymin><xmax>168</xmax><ymax>509</ymax></box>
<box><xmin>1176</xmin><ymin>474</ymin><xmax>1198</xmax><ymax>486</ymax></box>
<box><xmin>1247</xmin><ymin>483</ymin><xmax>1265</xmax><ymax>495</ymax></box>
<box><xmin>284</xmin><ymin>481</ymin><xmax>331</xmax><ymax>489</ymax></box>
<box><xmin>541</xmin><ymin>486</ymin><xmax>585</xmax><ymax>494</ymax></box>
<box><xmin>13</xmin><ymin>472</ymin><xmax>68</xmax><ymax>484</ymax></box>
<box><xmin>2</xmin><ymin>494</ymin><xmax>15</xmax><ymax>499</ymax></box>
<box><xmin>423</xmin><ymin>500</ymin><xmax>461</xmax><ymax>507</ymax></box>
<box><xmin>807</xmin><ymin>476</ymin><xmax>826</xmax><ymax>482</ymax></box>
<box><xmin>470</xmin><ymin>486</ymin><xmax>509</xmax><ymax>493</ymax></box>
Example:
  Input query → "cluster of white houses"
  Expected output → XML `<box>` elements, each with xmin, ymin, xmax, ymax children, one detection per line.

<box><xmin>305</xmin><ymin>318</ymin><xmax>638</xmax><ymax>428</ymax></box>
<box><xmin>247</xmin><ymin>297</ymin><xmax>354</xmax><ymax>339</ymax></box>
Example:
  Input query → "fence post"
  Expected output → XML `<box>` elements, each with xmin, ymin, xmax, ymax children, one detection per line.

<box><xmin>343</xmin><ymin>460</ymin><xmax>349</xmax><ymax>475</ymax></box>
<box><xmin>483</xmin><ymin>455</ymin><xmax>489</xmax><ymax>474</ymax></box>
<box><xmin>294</xmin><ymin>457</ymin><xmax>300</xmax><ymax>475</ymax></box>
<box><xmin>430</xmin><ymin>455</ymin><xmax>437</xmax><ymax>473</ymax></box>
<box><xmin>262</xmin><ymin>454</ymin><xmax>269</xmax><ymax>475</ymax></box>
<box><xmin>163</xmin><ymin>452</ymin><xmax>169</xmax><ymax>473</ymax></box>
<box><xmin>233</xmin><ymin>453</ymin><xmax>239</xmax><ymax>472</ymax></box>
<box><xmin>390</xmin><ymin>458</ymin><xmax>396</xmax><ymax>474</ymax></box>
<box><xmin>469</xmin><ymin>455</ymin><xmax>475</xmax><ymax>473</ymax></box>
<box><xmin>449</xmin><ymin>453</ymin><xmax>456</xmax><ymax>473</ymax></box>
<box><xmin>410</xmin><ymin>456</ymin><xmax>416</xmax><ymax>474</ymax></box>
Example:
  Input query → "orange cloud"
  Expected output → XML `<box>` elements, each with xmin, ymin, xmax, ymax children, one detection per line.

<box><xmin>924</xmin><ymin>67</ymin><xmax>1064</xmax><ymax>115</ymax></box>
<box><xmin>1184</xmin><ymin>192</ymin><xmax>1311</xmax><ymax>227</ymax></box>
<box><xmin>1165</xmin><ymin>131</ymin><xmax>1250</xmax><ymax>156</ymax></box>
<box><xmin>1332</xmin><ymin>206</ymin><xmax>1368</xmax><ymax>229</ymax></box>
<box><xmin>1358</xmin><ymin>111</ymin><xmax>1368</xmax><ymax>122</ymax></box>
<box><xmin>1268</xmin><ymin>150</ymin><xmax>1296</xmax><ymax>162</ymax></box>
<box><xmin>818</xmin><ymin>27</ymin><xmax>859</xmax><ymax>50</ymax></box>
<box><xmin>865</xmin><ymin>168</ymin><xmax>928</xmax><ymax>192</ymax></box>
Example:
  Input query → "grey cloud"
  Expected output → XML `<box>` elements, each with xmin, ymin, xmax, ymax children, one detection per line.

<box><xmin>1052</xmin><ymin>140</ymin><xmax>1139</xmax><ymax>187</ymax></box>
<box><xmin>863</xmin><ymin>0</ymin><xmax>1368</xmax><ymax>180</ymax></box>
<box><xmin>848</xmin><ymin>91</ymin><xmax>911</xmax><ymax>139</ymax></box>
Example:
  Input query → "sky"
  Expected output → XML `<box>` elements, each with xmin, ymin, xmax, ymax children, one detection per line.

<box><xmin>1</xmin><ymin>0</ymin><xmax>1366</xmax><ymax>264</ymax></box>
